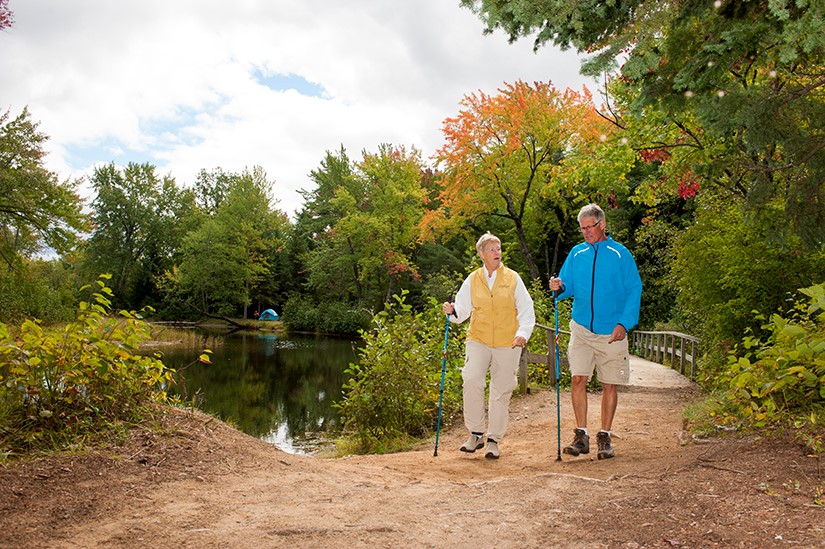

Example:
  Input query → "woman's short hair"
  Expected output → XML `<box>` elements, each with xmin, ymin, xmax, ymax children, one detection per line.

<box><xmin>476</xmin><ymin>231</ymin><xmax>501</xmax><ymax>254</ymax></box>
<box><xmin>577</xmin><ymin>203</ymin><xmax>605</xmax><ymax>223</ymax></box>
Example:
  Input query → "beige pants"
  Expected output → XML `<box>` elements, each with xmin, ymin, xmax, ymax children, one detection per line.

<box><xmin>462</xmin><ymin>339</ymin><xmax>521</xmax><ymax>441</ymax></box>
<box><xmin>568</xmin><ymin>319</ymin><xmax>630</xmax><ymax>385</ymax></box>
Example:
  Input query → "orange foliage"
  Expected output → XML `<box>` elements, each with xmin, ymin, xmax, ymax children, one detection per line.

<box><xmin>420</xmin><ymin>80</ymin><xmax>608</xmax><ymax>241</ymax></box>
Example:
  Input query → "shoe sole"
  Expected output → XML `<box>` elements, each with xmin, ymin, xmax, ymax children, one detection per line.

<box><xmin>485</xmin><ymin>452</ymin><xmax>499</xmax><ymax>459</ymax></box>
<box><xmin>460</xmin><ymin>443</ymin><xmax>485</xmax><ymax>453</ymax></box>
<box><xmin>562</xmin><ymin>447</ymin><xmax>590</xmax><ymax>456</ymax></box>
<box><xmin>597</xmin><ymin>452</ymin><xmax>614</xmax><ymax>460</ymax></box>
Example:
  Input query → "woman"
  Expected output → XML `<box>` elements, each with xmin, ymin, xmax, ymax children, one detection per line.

<box><xmin>442</xmin><ymin>232</ymin><xmax>535</xmax><ymax>459</ymax></box>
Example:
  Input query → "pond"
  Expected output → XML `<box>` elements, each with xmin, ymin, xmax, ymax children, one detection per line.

<box><xmin>151</xmin><ymin>327</ymin><xmax>360</xmax><ymax>455</ymax></box>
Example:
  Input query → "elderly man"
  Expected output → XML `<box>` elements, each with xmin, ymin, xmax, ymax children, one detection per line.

<box><xmin>550</xmin><ymin>203</ymin><xmax>642</xmax><ymax>460</ymax></box>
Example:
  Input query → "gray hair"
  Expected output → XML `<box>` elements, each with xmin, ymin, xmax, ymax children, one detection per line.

<box><xmin>475</xmin><ymin>231</ymin><xmax>500</xmax><ymax>254</ymax></box>
<box><xmin>577</xmin><ymin>203</ymin><xmax>605</xmax><ymax>223</ymax></box>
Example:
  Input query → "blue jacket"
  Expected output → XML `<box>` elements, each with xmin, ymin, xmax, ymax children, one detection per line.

<box><xmin>557</xmin><ymin>234</ymin><xmax>642</xmax><ymax>335</ymax></box>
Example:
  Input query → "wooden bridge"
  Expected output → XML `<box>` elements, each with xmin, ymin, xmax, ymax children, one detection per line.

<box><xmin>518</xmin><ymin>324</ymin><xmax>699</xmax><ymax>394</ymax></box>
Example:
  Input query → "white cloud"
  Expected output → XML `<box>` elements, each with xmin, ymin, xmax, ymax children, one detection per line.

<box><xmin>2</xmin><ymin>0</ymin><xmax>596</xmax><ymax>216</ymax></box>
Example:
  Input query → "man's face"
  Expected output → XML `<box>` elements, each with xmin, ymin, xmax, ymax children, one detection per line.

<box><xmin>579</xmin><ymin>216</ymin><xmax>606</xmax><ymax>244</ymax></box>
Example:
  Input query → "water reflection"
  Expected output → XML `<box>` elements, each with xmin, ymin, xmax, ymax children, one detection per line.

<box><xmin>156</xmin><ymin>329</ymin><xmax>358</xmax><ymax>455</ymax></box>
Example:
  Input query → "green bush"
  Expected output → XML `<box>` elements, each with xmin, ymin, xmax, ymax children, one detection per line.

<box><xmin>672</xmin><ymin>199</ymin><xmax>825</xmax><ymax>361</ymax></box>
<box><xmin>317</xmin><ymin>301</ymin><xmax>371</xmax><ymax>335</ymax></box>
<box><xmin>0</xmin><ymin>275</ymin><xmax>175</xmax><ymax>459</ymax></box>
<box><xmin>281</xmin><ymin>295</ymin><xmax>320</xmax><ymax>332</ymax></box>
<box><xmin>0</xmin><ymin>262</ymin><xmax>77</xmax><ymax>324</ymax></box>
<box><xmin>335</xmin><ymin>292</ymin><xmax>463</xmax><ymax>454</ymax></box>
<box><xmin>713</xmin><ymin>282</ymin><xmax>825</xmax><ymax>454</ymax></box>
<box><xmin>282</xmin><ymin>295</ymin><xmax>371</xmax><ymax>335</ymax></box>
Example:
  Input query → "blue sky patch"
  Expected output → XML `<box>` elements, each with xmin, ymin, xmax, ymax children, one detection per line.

<box><xmin>252</xmin><ymin>69</ymin><xmax>326</xmax><ymax>97</ymax></box>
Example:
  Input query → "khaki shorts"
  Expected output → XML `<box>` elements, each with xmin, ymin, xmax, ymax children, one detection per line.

<box><xmin>568</xmin><ymin>319</ymin><xmax>630</xmax><ymax>385</ymax></box>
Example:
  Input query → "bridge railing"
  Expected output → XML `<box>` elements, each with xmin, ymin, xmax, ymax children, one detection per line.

<box><xmin>518</xmin><ymin>324</ymin><xmax>700</xmax><ymax>392</ymax></box>
<box><xmin>517</xmin><ymin>323</ymin><xmax>569</xmax><ymax>394</ymax></box>
<box><xmin>630</xmin><ymin>330</ymin><xmax>700</xmax><ymax>380</ymax></box>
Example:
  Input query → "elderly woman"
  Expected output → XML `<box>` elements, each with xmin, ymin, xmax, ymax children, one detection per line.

<box><xmin>442</xmin><ymin>232</ymin><xmax>535</xmax><ymax>459</ymax></box>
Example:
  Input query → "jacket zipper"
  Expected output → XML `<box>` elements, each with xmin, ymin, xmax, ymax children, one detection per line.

<box><xmin>589</xmin><ymin>244</ymin><xmax>598</xmax><ymax>332</ymax></box>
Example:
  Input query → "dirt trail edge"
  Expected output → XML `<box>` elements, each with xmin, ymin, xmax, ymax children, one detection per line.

<box><xmin>1</xmin><ymin>358</ymin><xmax>823</xmax><ymax>548</ymax></box>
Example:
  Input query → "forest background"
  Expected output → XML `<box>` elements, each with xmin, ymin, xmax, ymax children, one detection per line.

<box><xmin>1</xmin><ymin>0</ymin><xmax>824</xmax><ymax>457</ymax></box>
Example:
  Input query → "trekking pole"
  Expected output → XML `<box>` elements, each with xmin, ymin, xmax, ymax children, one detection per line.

<box><xmin>554</xmin><ymin>284</ymin><xmax>562</xmax><ymax>461</ymax></box>
<box><xmin>433</xmin><ymin>310</ymin><xmax>451</xmax><ymax>457</ymax></box>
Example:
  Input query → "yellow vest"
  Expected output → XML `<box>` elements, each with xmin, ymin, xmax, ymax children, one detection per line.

<box><xmin>467</xmin><ymin>265</ymin><xmax>520</xmax><ymax>347</ymax></box>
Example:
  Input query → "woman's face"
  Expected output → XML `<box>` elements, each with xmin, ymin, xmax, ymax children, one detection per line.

<box><xmin>479</xmin><ymin>241</ymin><xmax>502</xmax><ymax>270</ymax></box>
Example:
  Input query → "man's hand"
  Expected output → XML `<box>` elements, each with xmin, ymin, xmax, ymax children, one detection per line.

<box><xmin>608</xmin><ymin>324</ymin><xmax>627</xmax><ymax>344</ymax></box>
<box><xmin>512</xmin><ymin>336</ymin><xmax>526</xmax><ymax>349</ymax></box>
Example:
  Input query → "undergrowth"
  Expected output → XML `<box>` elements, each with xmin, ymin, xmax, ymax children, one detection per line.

<box><xmin>0</xmin><ymin>275</ymin><xmax>180</xmax><ymax>461</ymax></box>
<box><xmin>688</xmin><ymin>282</ymin><xmax>825</xmax><ymax>456</ymax></box>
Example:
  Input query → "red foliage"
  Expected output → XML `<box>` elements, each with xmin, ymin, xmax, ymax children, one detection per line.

<box><xmin>639</xmin><ymin>148</ymin><xmax>671</xmax><ymax>163</ymax></box>
<box><xmin>678</xmin><ymin>178</ymin><xmax>700</xmax><ymax>199</ymax></box>
<box><xmin>0</xmin><ymin>0</ymin><xmax>13</xmax><ymax>30</ymax></box>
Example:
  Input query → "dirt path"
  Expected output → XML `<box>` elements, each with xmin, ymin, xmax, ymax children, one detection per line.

<box><xmin>1</xmin><ymin>359</ymin><xmax>823</xmax><ymax>548</ymax></box>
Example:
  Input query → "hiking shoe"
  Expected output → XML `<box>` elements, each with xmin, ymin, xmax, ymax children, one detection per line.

<box><xmin>485</xmin><ymin>439</ymin><xmax>500</xmax><ymax>459</ymax></box>
<box><xmin>597</xmin><ymin>431</ymin><xmax>615</xmax><ymax>460</ymax></box>
<box><xmin>563</xmin><ymin>428</ymin><xmax>590</xmax><ymax>456</ymax></box>
<box><xmin>460</xmin><ymin>432</ymin><xmax>485</xmax><ymax>453</ymax></box>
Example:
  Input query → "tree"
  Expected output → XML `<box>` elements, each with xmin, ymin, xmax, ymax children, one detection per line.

<box><xmin>0</xmin><ymin>0</ymin><xmax>13</xmax><ymax>31</ymax></box>
<box><xmin>170</xmin><ymin>166</ymin><xmax>289</xmax><ymax>317</ymax></box>
<box><xmin>0</xmin><ymin>108</ymin><xmax>89</xmax><ymax>268</ymax></box>
<box><xmin>299</xmin><ymin>145</ymin><xmax>428</xmax><ymax>309</ymax></box>
<box><xmin>461</xmin><ymin>0</ymin><xmax>825</xmax><ymax>246</ymax></box>
<box><xmin>423</xmin><ymin>80</ymin><xmax>611</xmax><ymax>281</ymax></box>
<box><xmin>83</xmin><ymin>162</ymin><xmax>195</xmax><ymax>309</ymax></box>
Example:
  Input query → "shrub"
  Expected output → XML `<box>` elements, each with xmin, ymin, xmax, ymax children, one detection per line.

<box><xmin>713</xmin><ymin>282</ymin><xmax>825</xmax><ymax>454</ymax></box>
<box><xmin>335</xmin><ymin>292</ymin><xmax>463</xmax><ymax>453</ymax></box>
<box><xmin>282</xmin><ymin>295</ymin><xmax>371</xmax><ymax>335</ymax></box>
<box><xmin>317</xmin><ymin>301</ymin><xmax>371</xmax><ymax>335</ymax></box>
<box><xmin>281</xmin><ymin>295</ymin><xmax>319</xmax><ymax>332</ymax></box>
<box><xmin>0</xmin><ymin>275</ymin><xmax>175</xmax><ymax>459</ymax></box>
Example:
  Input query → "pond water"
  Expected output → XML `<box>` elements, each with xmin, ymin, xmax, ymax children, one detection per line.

<box><xmin>153</xmin><ymin>328</ymin><xmax>359</xmax><ymax>455</ymax></box>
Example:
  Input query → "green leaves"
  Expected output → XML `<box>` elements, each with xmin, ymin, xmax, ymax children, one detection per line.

<box><xmin>719</xmin><ymin>282</ymin><xmax>825</xmax><ymax>447</ymax></box>
<box><xmin>0</xmin><ymin>108</ymin><xmax>89</xmax><ymax>264</ymax></box>
<box><xmin>0</xmin><ymin>275</ymin><xmax>175</xmax><ymax>458</ymax></box>
<box><xmin>335</xmin><ymin>293</ymin><xmax>463</xmax><ymax>454</ymax></box>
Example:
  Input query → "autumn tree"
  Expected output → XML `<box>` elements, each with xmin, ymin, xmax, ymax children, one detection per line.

<box><xmin>0</xmin><ymin>0</ymin><xmax>13</xmax><ymax>31</ymax></box>
<box><xmin>423</xmin><ymin>80</ymin><xmax>611</xmax><ymax>281</ymax></box>
<box><xmin>461</xmin><ymin>0</ymin><xmax>825</xmax><ymax>247</ymax></box>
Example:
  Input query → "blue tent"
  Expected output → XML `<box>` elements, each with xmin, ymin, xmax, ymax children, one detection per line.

<box><xmin>259</xmin><ymin>308</ymin><xmax>279</xmax><ymax>321</ymax></box>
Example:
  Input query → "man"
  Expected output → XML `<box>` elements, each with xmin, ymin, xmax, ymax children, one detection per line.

<box><xmin>442</xmin><ymin>232</ymin><xmax>535</xmax><ymax>459</ymax></box>
<box><xmin>549</xmin><ymin>203</ymin><xmax>642</xmax><ymax>459</ymax></box>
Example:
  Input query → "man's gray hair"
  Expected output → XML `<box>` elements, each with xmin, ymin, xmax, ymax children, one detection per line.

<box><xmin>475</xmin><ymin>231</ymin><xmax>501</xmax><ymax>254</ymax></box>
<box><xmin>577</xmin><ymin>203</ymin><xmax>605</xmax><ymax>223</ymax></box>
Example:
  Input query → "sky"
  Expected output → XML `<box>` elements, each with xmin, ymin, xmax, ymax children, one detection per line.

<box><xmin>1</xmin><ymin>0</ymin><xmax>597</xmax><ymax>218</ymax></box>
